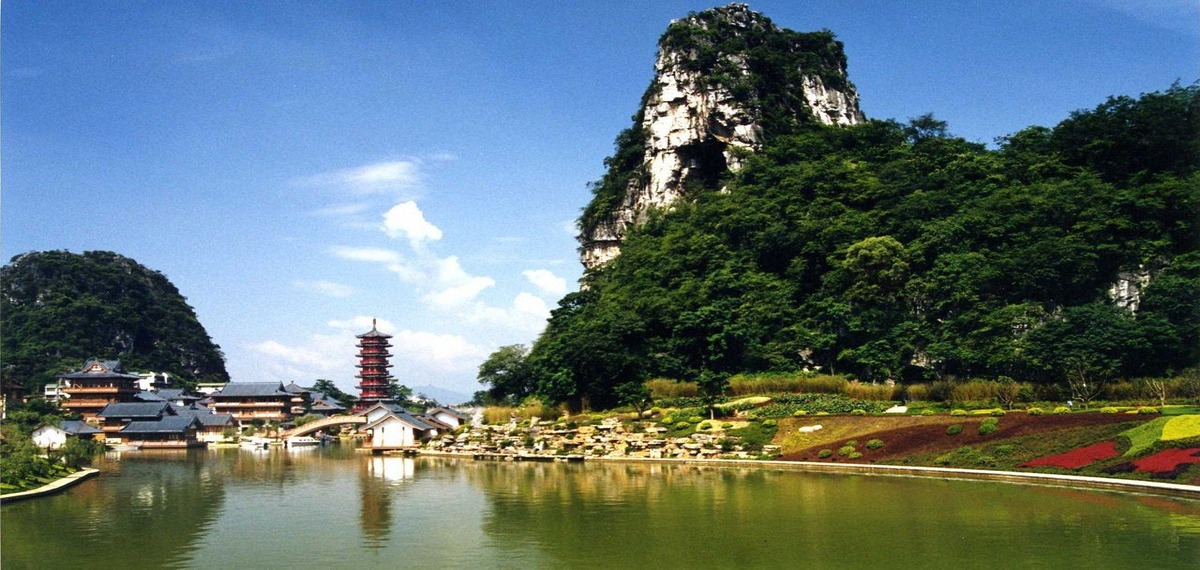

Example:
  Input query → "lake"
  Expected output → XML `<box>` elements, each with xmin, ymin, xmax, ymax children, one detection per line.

<box><xmin>3</xmin><ymin>444</ymin><xmax>1199</xmax><ymax>568</ymax></box>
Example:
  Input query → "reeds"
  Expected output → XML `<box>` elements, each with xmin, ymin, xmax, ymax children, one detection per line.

<box><xmin>727</xmin><ymin>373</ymin><xmax>847</xmax><ymax>395</ymax></box>
<box><xmin>646</xmin><ymin>378</ymin><xmax>699</xmax><ymax>398</ymax></box>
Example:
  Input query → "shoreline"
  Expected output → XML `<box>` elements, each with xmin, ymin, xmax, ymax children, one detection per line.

<box><xmin>416</xmin><ymin>450</ymin><xmax>1200</xmax><ymax>499</ymax></box>
<box><xmin>0</xmin><ymin>468</ymin><xmax>100</xmax><ymax>504</ymax></box>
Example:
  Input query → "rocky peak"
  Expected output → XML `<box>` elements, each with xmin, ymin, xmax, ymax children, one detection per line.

<box><xmin>579</xmin><ymin>4</ymin><xmax>864</xmax><ymax>270</ymax></box>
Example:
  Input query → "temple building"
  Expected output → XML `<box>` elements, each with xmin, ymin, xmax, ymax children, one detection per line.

<box><xmin>354</xmin><ymin>320</ymin><xmax>395</xmax><ymax>411</ymax></box>
<box><xmin>207</xmin><ymin>382</ymin><xmax>294</xmax><ymax>425</ymax></box>
<box><xmin>58</xmin><ymin>360</ymin><xmax>141</xmax><ymax>419</ymax></box>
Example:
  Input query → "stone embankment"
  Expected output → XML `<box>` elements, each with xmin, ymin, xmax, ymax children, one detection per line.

<box><xmin>424</xmin><ymin>416</ymin><xmax>779</xmax><ymax>460</ymax></box>
<box><xmin>0</xmin><ymin>468</ymin><xmax>100</xmax><ymax>504</ymax></box>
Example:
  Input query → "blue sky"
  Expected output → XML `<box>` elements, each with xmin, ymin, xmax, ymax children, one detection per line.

<box><xmin>3</xmin><ymin>1</ymin><xmax>1197</xmax><ymax>400</ymax></box>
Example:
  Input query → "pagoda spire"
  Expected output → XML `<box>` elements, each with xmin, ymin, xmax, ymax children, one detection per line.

<box><xmin>354</xmin><ymin>318</ymin><xmax>394</xmax><ymax>411</ymax></box>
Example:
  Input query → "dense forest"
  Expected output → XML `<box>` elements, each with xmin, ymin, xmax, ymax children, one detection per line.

<box><xmin>1</xmin><ymin>250</ymin><xmax>230</xmax><ymax>397</ymax></box>
<box><xmin>482</xmin><ymin>83</ymin><xmax>1199</xmax><ymax>410</ymax></box>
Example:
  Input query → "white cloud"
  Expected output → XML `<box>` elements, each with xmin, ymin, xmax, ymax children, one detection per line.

<box><xmin>299</xmin><ymin>159</ymin><xmax>423</xmax><ymax>195</ymax></box>
<box><xmin>294</xmin><ymin>280</ymin><xmax>355</xmax><ymax>298</ymax></box>
<box><xmin>522</xmin><ymin>269</ymin><xmax>568</xmax><ymax>296</ymax></box>
<box><xmin>382</xmin><ymin>201</ymin><xmax>443</xmax><ymax>245</ymax></box>
<box><xmin>463</xmin><ymin>292</ymin><xmax>552</xmax><ymax>336</ymax></box>
<box><xmin>330</xmin><ymin>246</ymin><xmax>402</xmax><ymax>264</ymax></box>
<box><xmin>310</xmin><ymin>202</ymin><xmax>371</xmax><ymax>217</ymax></box>
<box><xmin>422</xmin><ymin>256</ymin><xmax>495</xmax><ymax>308</ymax></box>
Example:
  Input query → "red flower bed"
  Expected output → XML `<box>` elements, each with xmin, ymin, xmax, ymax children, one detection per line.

<box><xmin>1132</xmin><ymin>448</ymin><xmax>1200</xmax><ymax>473</ymax></box>
<box><xmin>1021</xmin><ymin>441</ymin><xmax>1120</xmax><ymax>469</ymax></box>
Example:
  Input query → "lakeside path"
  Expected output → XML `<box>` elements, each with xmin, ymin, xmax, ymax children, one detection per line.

<box><xmin>0</xmin><ymin>468</ymin><xmax>99</xmax><ymax>504</ymax></box>
<box><xmin>417</xmin><ymin>450</ymin><xmax>1200</xmax><ymax>500</ymax></box>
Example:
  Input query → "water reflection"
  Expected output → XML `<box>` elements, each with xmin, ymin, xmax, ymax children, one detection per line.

<box><xmin>3</xmin><ymin>450</ymin><xmax>1198</xmax><ymax>569</ymax></box>
<box><xmin>359</xmin><ymin>455</ymin><xmax>415</xmax><ymax>548</ymax></box>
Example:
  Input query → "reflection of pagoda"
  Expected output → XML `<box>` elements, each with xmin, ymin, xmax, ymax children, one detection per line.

<box><xmin>354</xmin><ymin>319</ymin><xmax>394</xmax><ymax>411</ymax></box>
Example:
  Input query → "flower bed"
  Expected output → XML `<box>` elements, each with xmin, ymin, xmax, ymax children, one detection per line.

<box><xmin>1021</xmin><ymin>441</ymin><xmax>1119</xmax><ymax>469</ymax></box>
<box><xmin>1131</xmin><ymin>448</ymin><xmax>1200</xmax><ymax>473</ymax></box>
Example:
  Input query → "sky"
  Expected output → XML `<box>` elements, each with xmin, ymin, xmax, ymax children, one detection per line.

<box><xmin>3</xmin><ymin>0</ymin><xmax>1197</xmax><ymax>401</ymax></box>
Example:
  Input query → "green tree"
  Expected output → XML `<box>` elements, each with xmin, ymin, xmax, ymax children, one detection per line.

<box><xmin>477</xmin><ymin>344</ymin><xmax>535</xmax><ymax>405</ymax></box>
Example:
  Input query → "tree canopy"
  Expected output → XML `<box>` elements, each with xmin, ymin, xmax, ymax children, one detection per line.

<box><xmin>1</xmin><ymin>250</ymin><xmax>230</xmax><ymax>397</ymax></box>
<box><xmin>484</xmin><ymin>84</ymin><xmax>1200</xmax><ymax>410</ymax></box>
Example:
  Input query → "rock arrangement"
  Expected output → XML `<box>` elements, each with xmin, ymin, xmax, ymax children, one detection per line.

<box><xmin>424</xmin><ymin>416</ymin><xmax>780</xmax><ymax>460</ymax></box>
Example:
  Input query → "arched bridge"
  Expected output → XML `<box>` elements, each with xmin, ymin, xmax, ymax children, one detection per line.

<box><xmin>281</xmin><ymin>414</ymin><xmax>366</xmax><ymax>438</ymax></box>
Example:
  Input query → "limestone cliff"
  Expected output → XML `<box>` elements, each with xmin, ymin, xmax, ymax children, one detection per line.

<box><xmin>579</xmin><ymin>4</ymin><xmax>864</xmax><ymax>269</ymax></box>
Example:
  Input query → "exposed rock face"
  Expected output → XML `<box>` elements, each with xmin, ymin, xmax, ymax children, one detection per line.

<box><xmin>1109</xmin><ymin>268</ymin><xmax>1152</xmax><ymax>313</ymax></box>
<box><xmin>579</xmin><ymin>4</ymin><xmax>864</xmax><ymax>269</ymax></box>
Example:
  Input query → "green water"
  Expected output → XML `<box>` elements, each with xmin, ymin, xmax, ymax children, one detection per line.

<box><xmin>3</xmin><ymin>445</ymin><xmax>1199</xmax><ymax>569</ymax></box>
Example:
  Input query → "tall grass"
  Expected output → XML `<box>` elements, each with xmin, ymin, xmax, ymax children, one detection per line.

<box><xmin>646</xmin><ymin>379</ymin><xmax>699</xmax><ymax>398</ymax></box>
<box><xmin>482</xmin><ymin>400</ymin><xmax>561</xmax><ymax>424</ymax></box>
<box><xmin>727</xmin><ymin>373</ymin><xmax>847</xmax><ymax>395</ymax></box>
<box><xmin>844</xmin><ymin>380</ymin><xmax>896</xmax><ymax>401</ymax></box>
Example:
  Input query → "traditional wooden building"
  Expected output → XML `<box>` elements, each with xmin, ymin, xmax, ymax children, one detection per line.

<box><xmin>32</xmin><ymin>420</ymin><xmax>102</xmax><ymax>449</ymax></box>
<box><xmin>354</xmin><ymin>320</ymin><xmax>395</xmax><ymax>411</ymax></box>
<box><xmin>97</xmin><ymin>401</ymin><xmax>175</xmax><ymax>434</ymax></box>
<box><xmin>118</xmin><ymin>416</ymin><xmax>204</xmax><ymax>448</ymax></box>
<box><xmin>207</xmin><ymin>382</ymin><xmax>294</xmax><ymax>425</ymax></box>
<box><xmin>58</xmin><ymin>360</ymin><xmax>141</xmax><ymax>419</ymax></box>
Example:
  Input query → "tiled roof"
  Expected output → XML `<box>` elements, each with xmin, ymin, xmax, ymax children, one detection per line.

<box><xmin>60</xmin><ymin>359</ymin><xmax>141</xmax><ymax>380</ymax></box>
<box><xmin>156</xmin><ymin>388</ymin><xmax>200</xmax><ymax>401</ymax></box>
<box><xmin>60</xmin><ymin>420</ymin><xmax>102</xmax><ymax>435</ymax></box>
<box><xmin>98</xmin><ymin>401</ymin><xmax>172</xmax><ymax>419</ymax></box>
<box><xmin>120</xmin><ymin>416</ymin><xmax>200</xmax><ymax>435</ymax></box>
<box><xmin>210</xmin><ymin>382</ymin><xmax>289</xmax><ymax>398</ymax></box>
<box><xmin>428</xmin><ymin>407</ymin><xmax>470</xmax><ymax>420</ymax></box>
<box><xmin>283</xmin><ymin>382</ymin><xmax>309</xmax><ymax>394</ymax></box>
<box><xmin>135</xmin><ymin>391</ymin><xmax>166</xmax><ymax>402</ymax></box>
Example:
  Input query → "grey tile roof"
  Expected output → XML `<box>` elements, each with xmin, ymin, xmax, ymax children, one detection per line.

<box><xmin>210</xmin><ymin>382</ymin><xmax>289</xmax><ymax>398</ymax></box>
<box><xmin>60</xmin><ymin>359</ymin><xmax>141</xmax><ymax>380</ymax></box>
<box><xmin>135</xmin><ymin>391</ymin><xmax>166</xmax><ymax>402</ymax></box>
<box><xmin>428</xmin><ymin>407</ymin><xmax>470</xmax><ymax>420</ymax></box>
<box><xmin>283</xmin><ymin>382</ymin><xmax>309</xmax><ymax>394</ymax></box>
<box><xmin>156</xmin><ymin>388</ymin><xmax>200</xmax><ymax>401</ymax></box>
<box><xmin>59</xmin><ymin>420</ymin><xmax>102</xmax><ymax>435</ymax></box>
<box><xmin>98</xmin><ymin>401</ymin><xmax>172</xmax><ymax>419</ymax></box>
<box><xmin>120</xmin><ymin>416</ymin><xmax>201</xmax><ymax>435</ymax></box>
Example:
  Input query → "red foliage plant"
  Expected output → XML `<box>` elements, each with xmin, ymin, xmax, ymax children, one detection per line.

<box><xmin>1132</xmin><ymin>448</ymin><xmax>1200</xmax><ymax>473</ymax></box>
<box><xmin>1021</xmin><ymin>441</ymin><xmax>1120</xmax><ymax>469</ymax></box>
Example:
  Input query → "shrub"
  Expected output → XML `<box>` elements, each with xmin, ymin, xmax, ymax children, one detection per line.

<box><xmin>674</xmin><ymin>422</ymin><xmax>691</xmax><ymax>430</ymax></box>
<box><xmin>845</xmin><ymin>440</ymin><xmax>859</xmax><ymax>447</ymax></box>
<box><xmin>688</xmin><ymin>416</ymin><xmax>704</xmax><ymax>423</ymax></box>
<box><xmin>848</xmin><ymin>451</ymin><xmax>863</xmax><ymax>460</ymax></box>
<box><xmin>920</xmin><ymin>409</ymin><xmax>935</xmax><ymax>416</ymax></box>
<box><xmin>818</xmin><ymin>449</ymin><xmax>833</xmax><ymax>458</ymax></box>
<box><xmin>1026</xmin><ymin>407</ymin><xmax>1045</xmax><ymax>415</ymax></box>
<box><xmin>660</xmin><ymin>416</ymin><xmax>675</xmax><ymax>425</ymax></box>
<box><xmin>979</xmin><ymin>417</ymin><xmax>1000</xmax><ymax>435</ymax></box>
<box><xmin>699</xmin><ymin>421</ymin><xmax>714</xmax><ymax>431</ymax></box>
<box><xmin>851</xmin><ymin>408</ymin><xmax>867</xmax><ymax>416</ymax></box>
<box><xmin>990</xmin><ymin>409</ymin><xmax>1006</xmax><ymax>417</ymax></box>
<box><xmin>946</xmin><ymin>424</ymin><xmax>963</xmax><ymax>435</ymax></box>
<box><xmin>1100</xmin><ymin>407</ymin><xmax>1119</xmax><ymax>414</ymax></box>
<box><xmin>762</xmin><ymin>419</ymin><xmax>778</xmax><ymax>428</ymax></box>
<box><xmin>837</xmin><ymin>445</ymin><xmax>856</xmax><ymax>457</ymax></box>
<box><xmin>866</xmin><ymin>439</ymin><xmax>884</xmax><ymax>450</ymax></box>
<box><xmin>1054</xmin><ymin>406</ymin><xmax>1070</xmax><ymax>414</ymax></box>
<box><xmin>721</xmin><ymin>422</ymin><xmax>733</xmax><ymax>429</ymax></box>
<box><xmin>1138</xmin><ymin>407</ymin><xmax>1160</xmax><ymax>415</ymax></box>
<box><xmin>815</xmin><ymin>411</ymin><xmax>829</xmax><ymax>415</ymax></box>
<box><xmin>950</xmin><ymin>409</ymin><xmax>967</xmax><ymax>416</ymax></box>
<box><xmin>792</xmin><ymin>410</ymin><xmax>808</xmax><ymax>416</ymax></box>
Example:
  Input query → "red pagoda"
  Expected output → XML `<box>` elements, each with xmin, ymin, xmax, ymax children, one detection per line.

<box><xmin>354</xmin><ymin>319</ymin><xmax>395</xmax><ymax>411</ymax></box>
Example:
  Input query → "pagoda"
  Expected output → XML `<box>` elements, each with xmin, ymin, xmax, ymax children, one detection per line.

<box><xmin>354</xmin><ymin>319</ymin><xmax>395</xmax><ymax>411</ymax></box>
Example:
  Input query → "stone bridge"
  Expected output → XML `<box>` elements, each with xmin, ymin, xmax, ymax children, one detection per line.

<box><xmin>281</xmin><ymin>414</ymin><xmax>366</xmax><ymax>438</ymax></box>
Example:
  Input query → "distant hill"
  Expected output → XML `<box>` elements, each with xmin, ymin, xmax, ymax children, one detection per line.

<box><xmin>1</xmin><ymin>250</ymin><xmax>230</xmax><ymax>397</ymax></box>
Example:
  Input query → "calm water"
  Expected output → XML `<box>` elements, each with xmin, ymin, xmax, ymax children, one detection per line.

<box><xmin>3</xmin><ymin>445</ymin><xmax>1199</xmax><ymax>569</ymax></box>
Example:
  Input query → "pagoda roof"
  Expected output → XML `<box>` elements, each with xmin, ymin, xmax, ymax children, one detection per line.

<box><xmin>283</xmin><ymin>382</ymin><xmax>310</xmax><ymax>394</ymax></box>
<box><xmin>210</xmin><ymin>382</ymin><xmax>290</xmax><ymax>398</ymax></box>
<box><xmin>356</xmin><ymin>320</ymin><xmax>393</xmax><ymax>339</ymax></box>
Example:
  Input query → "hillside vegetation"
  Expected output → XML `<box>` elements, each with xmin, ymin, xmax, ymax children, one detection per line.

<box><xmin>1</xmin><ymin>250</ymin><xmax>230</xmax><ymax>396</ymax></box>
<box><xmin>485</xmin><ymin>83</ymin><xmax>1199</xmax><ymax>411</ymax></box>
